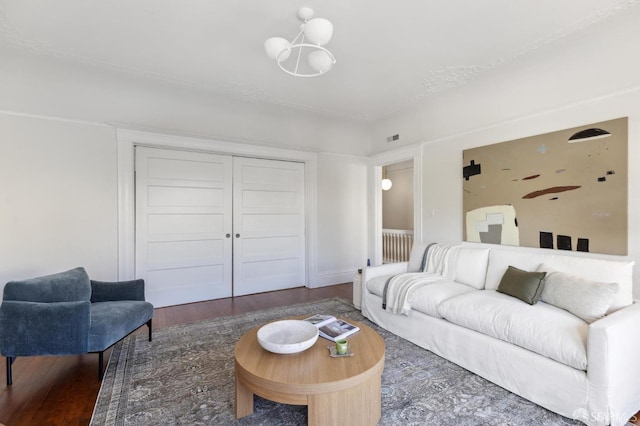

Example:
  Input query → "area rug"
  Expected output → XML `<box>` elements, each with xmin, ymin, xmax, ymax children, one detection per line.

<box><xmin>91</xmin><ymin>297</ymin><xmax>583</xmax><ymax>425</ymax></box>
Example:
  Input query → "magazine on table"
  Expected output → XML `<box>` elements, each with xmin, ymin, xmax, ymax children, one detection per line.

<box><xmin>303</xmin><ymin>314</ymin><xmax>360</xmax><ymax>341</ymax></box>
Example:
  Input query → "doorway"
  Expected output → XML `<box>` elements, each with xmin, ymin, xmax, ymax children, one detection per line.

<box><xmin>381</xmin><ymin>160</ymin><xmax>414</xmax><ymax>263</ymax></box>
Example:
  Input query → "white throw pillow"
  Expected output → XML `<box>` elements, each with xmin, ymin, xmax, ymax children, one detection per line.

<box><xmin>407</xmin><ymin>242</ymin><xmax>429</xmax><ymax>272</ymax></box>
<box><xmin>454</xmin><ymin>247</ymin><xmax>490</xmax><ymax>289</ymax></box>
<box><xmin>536</xmin><ymin>264</ymin><xmax>619</xmax><ymax>323</ymax></box>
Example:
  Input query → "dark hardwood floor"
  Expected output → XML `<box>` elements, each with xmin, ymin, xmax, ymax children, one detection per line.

<box><xmin>2</xmin><ymin>282</ymin><xmax>638</xmax><ymax>425</ymax></box>
<box><xmin>0</xmin><ymin>283</ymin><xmax>353</xmax><ymax>426</ymax></box>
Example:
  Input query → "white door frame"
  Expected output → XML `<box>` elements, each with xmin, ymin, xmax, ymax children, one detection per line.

<box><xmin>369</xmin><ymin>145</ymin><xmax>423</xmax><ymax>266</ymax></box>
<box><xmin>116</xmin><ymin>128</ymin><xmax>318</xmax><ymax>287</ymax></box>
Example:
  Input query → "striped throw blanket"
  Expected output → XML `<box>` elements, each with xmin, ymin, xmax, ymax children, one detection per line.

<box><xmin>382</xmin><ymin>244</ymin><xmax>458</xmax><ymax>315</ymax></box>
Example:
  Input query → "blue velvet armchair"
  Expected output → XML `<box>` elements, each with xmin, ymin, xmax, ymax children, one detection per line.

<box><xmin>0</xmin><ymin>267</ymin><xmax>154</xmax><ymax>385</ymax></box>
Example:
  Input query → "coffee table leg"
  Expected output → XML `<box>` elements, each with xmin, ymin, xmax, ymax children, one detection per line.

<box><xmin>235</xmin><ymin>372</ymin><xmax>254</xmax><ymax>419</ymax></box>
<box><xmin>307</xmin><ymin>374</ymin><xmax>381</xmax><ymax>426</ymax></box>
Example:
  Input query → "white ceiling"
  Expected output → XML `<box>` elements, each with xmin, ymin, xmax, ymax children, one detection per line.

<box><xmin>0</xmin><ymin>0</ymin><xmax>638</xmax><ymax>122</ymax></box>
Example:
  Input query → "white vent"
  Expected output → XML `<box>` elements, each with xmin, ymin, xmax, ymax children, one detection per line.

<box><xmin>386</xmin><ymin>134</ymin><xmax>400</xmax><ymax>143</ymax></box>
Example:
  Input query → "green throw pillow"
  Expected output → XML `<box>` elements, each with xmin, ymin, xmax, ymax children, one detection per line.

<box><xmin>497</xmin><ymin>266</ymin><xmax>547</xmax><ymax>305</ymax></box>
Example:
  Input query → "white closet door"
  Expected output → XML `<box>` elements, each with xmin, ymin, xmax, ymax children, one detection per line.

<box><xmin>135</xmin><ymin>147</ymin><xmax>232</xmax><ymax>307</ymax></box>
<box><xmin>233</xmin><ymin>157</ymin><xmax>306</xmax><ymax>296</ymax></box>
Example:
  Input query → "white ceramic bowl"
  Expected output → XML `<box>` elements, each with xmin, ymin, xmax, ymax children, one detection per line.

<box><xmin>257</xmin><ymin>320</ymin><xmax>319</xmax><ymax>354</ymax></box>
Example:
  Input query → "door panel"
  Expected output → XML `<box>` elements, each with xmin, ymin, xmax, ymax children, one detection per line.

<box><xmin>242</xmin><ymin>190</ymin><xmax>298</xmax><ymax>207</ymax></box>
<box><xmin>241</xmin><ymin>258</ymin><xmax>300</xmax><ymax>281</ymax></box>
<box><xmin>233</xmin><ymin>157</ymin><xmax>306</xmax><ymax>296</ymax></box>
<box><xmin>136</xmin><ymin>147</ymin><xmax>232</xmax><ymax>307</ymax></box>
<box><xmin>146</xmin><ymin>240</ymin><xmax>224</xmax><ymax>269</ymax></box>
<box><xmin>146</xmin><ymin>265</ymin><xmax>225</xmax><ymax>304</ymax></box>
<box><xmin>147</xmin><ymin>157</ymin><xmax>225</xmax><ymax>181</ymax></box>
<box><xmin>147</xmin><ymin>186</ymin><xmax>224</xmax><ymax>207</ymax></box>
<box><xmin>240</xmin><ymin>214</ymin><xmax>300</xmax><ymax>235</ymax></box>
<box><xmin>242</xmin><ymin>236</ymin><xmax>299</xmax><ymax>257</ymax></box>
<box><xmin>147</xmin><ymin>213</ymin><xmax>223</xmax><ymax>237</ymax></box>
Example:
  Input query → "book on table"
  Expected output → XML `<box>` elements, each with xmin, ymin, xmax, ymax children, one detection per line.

<box><xmin>303</xmin><ymin>314</ymin><xmax>360</xmax><ymax>341</ymax></box>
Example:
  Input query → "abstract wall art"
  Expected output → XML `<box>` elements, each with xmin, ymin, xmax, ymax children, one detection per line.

<box><xmin>462</xmin><ymin>117</ymin><xmax>628</xmax><ymax>255</ymax></box>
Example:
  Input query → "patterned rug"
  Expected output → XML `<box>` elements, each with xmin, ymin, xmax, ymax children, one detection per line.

<box><xmin>91</xmin><ymin>297</ymin><xmax>582</xmax><ymax>425</ymax></box>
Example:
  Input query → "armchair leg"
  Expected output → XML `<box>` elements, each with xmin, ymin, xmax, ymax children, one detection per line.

<box><xmin>6</xmin><ymin>356</ymin><xmax>14</xmax><ymax>386</ymax></box>
<box><xmin>95</xmin><ymin>319</ymin><xmax>152</xmax><ymax>382</ymax></box>
<box><xmin>98</xmin><ymin>351</ymin><xmax>104</xmax><ymax>381</ymax></box>
<box><xmin>147</xmin><ymin>318</ymin><xmax>153</xmax><ymax>342</ymax></box>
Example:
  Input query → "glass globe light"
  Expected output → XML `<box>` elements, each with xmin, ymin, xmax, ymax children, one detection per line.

<box><xmin>308</xmin><ymin>50</ymin><xmax>334</xmax><ymax>74</ymax></box>
<box><xmin>304</xmin><ymin>18</ymin><xmax>333</xmax><ymax>46</ymax></box>
<box><xmin>264</xmin><ymin>37</ymin><xmax>291</xmax><ymax>62</ymax></box>
<box><xmin>297</xmin><ymin>7</ymin><xmax>314</xmax><ymax>21</ymax></box>
<box><xmin>382</xmin><ymin>179</ymin><xmax>393</xmax><ymax>191</ymax></box>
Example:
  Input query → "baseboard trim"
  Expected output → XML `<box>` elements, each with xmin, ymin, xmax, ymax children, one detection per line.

<box><xmin>311</xmin><ymin>269</ymin><xmax>357</xmax><ymax>288</ymax></box>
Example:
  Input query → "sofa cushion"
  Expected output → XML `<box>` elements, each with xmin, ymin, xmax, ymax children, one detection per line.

<box><xmin>454</xmin><ymin>247</ymin><xmax>490</xmax><ymax>289</ymax></box>
<box><xmin>496</xmin><ymin>266</ymin><xmax>546</xmax><ymax>305</ymax></box>
<box><xmin>438</xmin><ymin>290</ymin><xmax>588</xmax><ymax>370</ymax></box>
<box><xmin>408</xmin><ymin>281</ymin><xmax>476</xmax><ymax>318</ymax></box>
<box><xmin>536</xmin><ymin>264</ymin><xmax>619</xmax><ymax>323</ymax></box>
<box><xmin>88</xmin><ymin>301</ymin><xmax>154</xmax><ymax>352</ymax></box>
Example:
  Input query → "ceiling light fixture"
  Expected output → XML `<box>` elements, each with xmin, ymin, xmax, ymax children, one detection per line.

<box><xmin>264</xmin><ymin>7</ymin><xmax>336</xmax><ymax>77</ymax></box>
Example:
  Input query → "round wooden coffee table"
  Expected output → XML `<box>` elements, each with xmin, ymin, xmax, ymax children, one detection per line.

<box><xmin>234</xmin><ymin>318</ymin><xmax>385</xmax><ymax>426</ymax></box>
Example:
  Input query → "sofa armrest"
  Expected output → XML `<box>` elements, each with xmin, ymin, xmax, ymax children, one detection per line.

<box><xmin>587</xmin><ymin>302</ymin><xmax>640</xmax><ymax>425</ymax></box>
<box><xmin>90</xmin><ymin>279</ymin><xmax>145</xmax><ymax>302</ymax></box>
<box><xmin>361</xmin><ymin>262</ymin><xmax>409</xmax><ymax>309</ymax></box>
<box><xmin>0</xmin><ymin>300</ymin><xmax>90</xmax><ymax>356</ymax></box>
<box><xmin>362</xmin><ymin>262</ymin><xmax>409</xmax><ymax>283</ymax></box>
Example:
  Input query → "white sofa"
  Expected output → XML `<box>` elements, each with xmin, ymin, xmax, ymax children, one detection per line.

<box><xmin>361</xmin><ymin>242</ymin><xmax>640</xmax><ymax>426</ymax></box>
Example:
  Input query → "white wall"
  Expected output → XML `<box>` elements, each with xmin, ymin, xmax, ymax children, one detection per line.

<box><xmin>370</xmin><ymin>7</ymin><xmax>640</xmax><ymax>299</ymax></box>
<box><xmin>0</xmin><ymin>113</ymin><xmax>118</xmax><ymax>285</ymax></box>
<box><xmin>316</xmin><ymin>153</ymin><xmax>369</xmax><ymax>285</ymax></box>
<box><xmin>0</xmin><ymin>46</ymin><xmax>371</xmax><ymax>156</ymax></box>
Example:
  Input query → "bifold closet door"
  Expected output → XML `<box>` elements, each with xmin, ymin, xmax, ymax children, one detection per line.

<box><xmin>232</xmin><ymin>157</ymin><xmax>306</xmax><ymax>296</ymax></box>
<box><xmin>135</xmin><ymin>147</ymin><xmax>233</xmax><ymax>307</ymax></box>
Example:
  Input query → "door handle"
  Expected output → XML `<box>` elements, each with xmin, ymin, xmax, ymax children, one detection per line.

<box><xmin>226</xmin><ymin>234</ymin><xmax>231</xmax><ymax>238</ymax></box>
<box><xmin>236</xmin><ymin>233</ymin><xmax>240</xmax><ymax>238</ymax></box>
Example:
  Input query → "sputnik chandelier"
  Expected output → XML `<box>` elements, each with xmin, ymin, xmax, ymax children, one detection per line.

<box><xmin>264</xmin><ymin>7</ymin><xmax>336</xmax><ymax>77</ymax></box>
